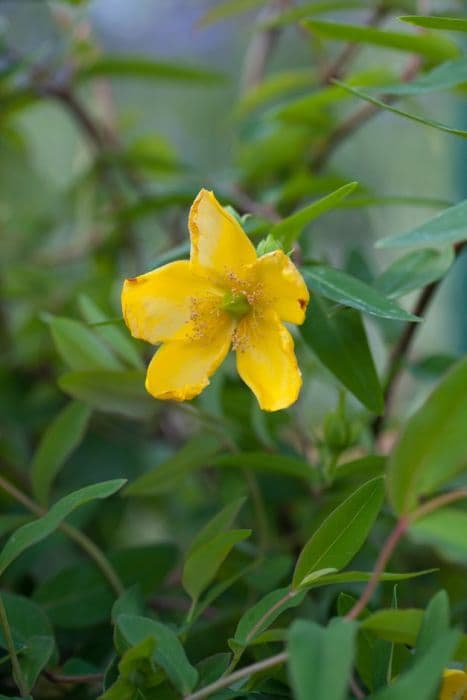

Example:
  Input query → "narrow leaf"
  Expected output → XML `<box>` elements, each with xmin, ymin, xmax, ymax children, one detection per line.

<box><xmin>368</xmin><ymin>57</ymin><xmax>467</xmax><ymax>96</ymax></box>
<box><xmin>400</xmin><ymin>15</ymin><xmax>467</xmax><ymax>32</ymax></box>
<box><xmin>187</xmin><ymin>498</ymin><xmax>245</xmax><ymax>558</ymax></box>
<box><xmin>377</xmin><ymin>198</ymin><xmax>467</xmax><ymax>248</ymax></box>
<box><xmin>77</xmin><ymin>55</ymin><xmax>224</xmax><ymax>84</ymax></box>
<box><xmin>374</xmin><ymin>247</ymin><xmax>454</xmax><ymax>297</ymax></box>
<box><xmin>46</xmin><ymin>315</ymin><xmax>123</xmax><ymax>371</ymax></box>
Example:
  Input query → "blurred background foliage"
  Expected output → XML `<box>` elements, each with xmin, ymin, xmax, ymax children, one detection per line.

<box><xmin>0</xmin><ymin>1</ymin><xmax>467</xmax><ymax>698</ymax></box>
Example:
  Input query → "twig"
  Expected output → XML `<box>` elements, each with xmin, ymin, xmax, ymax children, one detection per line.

<box><xmin>44</xmin><ymin>669</ymin><xmax>104</xmax><ymax>685</ymax></box>
<box><xmin>345</xmin><ymin>516</ymin><xmax>409</xmax><ymax>621</ymax></box>
<box><xmin>411</xmin><ymin>488</ymin><xmax>467</xmax><ymax>523</ymax></box>
<box><xmin>0</xmin><ymin>594</ymin><xmax>28</xmax><ymax>697</ymax></box>
<box><xmin>184</xmin><ymin>651</ymin><xmax>287</xmax><ymax>700</ymax></box>
<box><xmin>0</xmin><ymin>474</ymin><xmax>124</xmax><ymax>596</ymax></box>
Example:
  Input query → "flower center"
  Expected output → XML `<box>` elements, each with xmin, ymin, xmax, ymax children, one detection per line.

<box><xmin>221</xmin><ymin>290</ymin><xmax>251</xmax><ymax>320</ymax></box>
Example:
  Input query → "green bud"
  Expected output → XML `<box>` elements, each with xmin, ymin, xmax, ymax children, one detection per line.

<box><xmin>256</xmin><ymin>234</ymin><xmax>283</xmax><ymax>256</ymax></box>
<box><xmin>221</xmin><ymin>291</ymin><xmax>251</xmax><ymax>319</ymax></box>
<box><xmin>323</xmin><ymin>411</ymin><xmax>351</xmax><ymax>452</ymax></box>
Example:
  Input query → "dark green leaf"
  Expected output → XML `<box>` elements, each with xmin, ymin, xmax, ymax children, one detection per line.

<box><xmin>31</xmin><ymin>401</ymin><xmax>92</xmax><ymax>505</ymax></box>
<box><xmin>304</xmin><ymin>20</ymin><xmax>460</xmax><ymax>61</ymax></box>
<box><xmin>182</xmin><ymin>529</ymin><xmax>251</xmax><ymax>601</ymax></box>
<box><xmin>301</xmin><ymin>295</ymin><xmax>384</xmax><ymax>412</ymax></box>
<box><xmin>377</xmin><ymin>198</ymin><xmax>467</xmax><ymax>248</ymax></box>
<box><xmin>46</xmin><ymin>315</ymin><xmax>123</xmax><ymax>371</ymax></box>
<box><xmin>77</xmin><ymin>56</ymin><xmax>224</xmax><ymax>84</ymax></box>
<box><xmin>303</xmin><ymin>265</ymin><xmax>420</xmax><ymax>321</ymax></box>
<box><xmin>387</xmin><ymin>357</ymin><xmax>467</xmax><ymax>514</ymax></box>
<box><xmin>187</xmin><ymin>498</ymin><xmax>245</xmax><ymax>558</ymax></box>
<box><xmin>58</xmin><ymin>370</ymin><xmax>155</xmax><ymax>420</ymax></box>
<box><xmin>400</xmin><ymin>15</ymin><xmax>467</xmax><ymax>32</ymax></box>
<box><xmin>288</xmin><ymin>618</ymin><xmax>356</xmax><ymax>700</ymax></box>
<box><xmin>410</xmin><ymin>507</ymin><xmax>467</xmax><ymax>565</ymax></box>
<box><xmin>19</xmin><ymin>636</ymin><xmax>54</xmax><ymax>692</ymax></box>
<box><xmin>125</xmin><ymin>434</ymin><xmax>224</xmax><ymax>496</ymax></box>
<box><xmin>375</xmin><ymin>248</ymin><xmax>454</xmax><ymax>297</ymax></box>
<box><xmin>212</xmin><ymin>451</ymin><xmax>315</xmax><ymax>481</ymax></box>
<box><xmin>0</xmin><ymin>592</ymin><xmax>54</xmax><ymax>651</ymax></box>
<box><xmin>292</xmin><ymin>477</ymin><xmax>384</xmax><ymax>588</ymax></box>
<box><xmin>0</xmin><ymin>479</ymin><xmax>125</xmax><ymax>576</ymax></box>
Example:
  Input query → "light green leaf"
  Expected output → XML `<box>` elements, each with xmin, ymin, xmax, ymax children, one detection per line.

<box><xmin>372</xmin><ymin>629</ymin><xmax>460</xmax><ymax>700</ymax></box>
<box><xmin>78</xmin><ymin>295</ymin><xmax>143</xmax><ymax>369</ymax></box>
<box><xmin>77</xmin><ymin>56</ymin><xmax>224</xmax><ymax>84</ymax></box>
<box><xmin>303</xmin><ymin>20</ymin><xmax>460</xmax><ymax>61</ymax></box>
<box><xmin>187</xmin><ymin>498</ymin><xmax>245</xmax><ymax>558</ymax></box>
<box><xmin>31</xmin><ymin>401</ymin><xmax>92</xmax><ymax>505</ymax></box>
<box><xmin>199</xmin><ymin>0</ymin><xmax>268</xmax><ymax>25</ymax></box>
<box><xmin>58</xmin><ymin>370</ymin><xmax>155</xmax><ymax>420</ymax></box>
<box><xmin>413</xmin><ymin>591</ymin><xmax>450</xmax><ymax>662</ymax></box>
<box><xmin>266</xmin><ymin>1</ymin><xmax>368</xmax><ymax>28</ymax></box>
<box><xmin>292</xmin><ymin>477</ymin><xmax>384</xmax><ymax>588</ymax></box>
<box><xmin>0</xmin><ymin>479</ymin><xmax>125</xmax><ymax>577</ymax></box>
<box><xmin>304</xmin><ymin>568</ymin><xmax>436</xmax><ymax>589</ymax></box>
<box><xmin>288</xmin><ymin>618</ymin><xmax>357</xmax><ymax>700</ymax></box>
<box><xmin>116</xmin><ymin>614</ymin><xmax>198</xmax><ymax>694</ymax></box>
<box><xmin>236</xmin><ymin>69</ymin><xmax>317</xmax><ymax>119</ymax></box>
<box><xmin>232</xmin><ymin>587</ymin><xmax>306</xmax><ymax>649</ymax></box>
<box><xmin>46</xmin><ymin>315</ymin><xmax>123</xmax><ymax>371</ymax></box>
<box><xmin>270</xmin><ymin>182</ymin><xmax>358</xmax><ymax>248</ymax></box>
<box><xmin>124</xmin><ymin>433</ymin><xmax>224</xmax><ymax>496</ymax></box>
<box><xmin>182</xmin><ymin>530</ymin><xmax>251</xmax><ymax>602</ymax></box>
<box><xmin>400</xmin><ymin>15</ymin><xmax>467</xmax><ymax>32</ymax></box>
<box><xmin>368</xmin><ymin>57</ymin><xmax>467</xmax><ymax>95</ymax></box>
<box><xmin>212</xmin><ymin>451</ymin><xmax>315</xmax><ymax>481</ymax></box>
<box><xmin>410</xmin><ymin>507</ymin><xmax>467</xmax><ymax>565</ymax></box>
<box><xmin>387</xmin><ymin>357</ymin><xmax>467</xmax><ymax>514</ymax></box>
<box><xmin>334</xmin><ymin>81</ymin><xmax>467</xmax><ymax>138</ymax></box>
<box><xmin>301</xmin><ymin>295</ymin><xmax>384</xmax><ymax>412</ymax></box>
<box><xmin>374</xmin><ymin>247</ymin><xmax>454</xmax><ymax>298</ymax></box>
<box><xmin>377</xmin><ymin>198</ymin><xmax>467</xmax><ymax>248</ymax></box>
<box><xmin>303</xmin><ymin>265</ymin><xmax>420</xmax><ymax>321</ymax></box>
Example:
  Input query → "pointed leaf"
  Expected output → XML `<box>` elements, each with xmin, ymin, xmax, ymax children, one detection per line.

<box><xmin>400</xmin><ymin>15</ymin><xmax>467</xmax><ymax>32</ymax></box>
<box><xmin>375</xmin><ymin>247</ymin><xmax>454</xmax><ymax>297</ymax></box>
<box><xmin>377</xmin><ymin>198</ymin><xmax>467</xmax><ymax>248</ymax></box>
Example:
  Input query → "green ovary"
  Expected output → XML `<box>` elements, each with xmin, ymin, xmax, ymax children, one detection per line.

<box><xmin>221</xmin><ymin>290</ymin><xmax>251</xmax><ymax>319</ymax></box>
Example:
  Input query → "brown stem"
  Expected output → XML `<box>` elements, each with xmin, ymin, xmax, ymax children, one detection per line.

<box><xmin>411</xmin><ymin>488</ymin><xmax>467</xmax><ymax>523</ymax></box>
<box><xmin>345</xmin><ymin>516</ymin><xmax>409</xmax><ymax>620</ymax></box>
<box><xmin>44</xmin><ymin>670</ymin><xmax>104</xmax><ymax>685</ymax></box>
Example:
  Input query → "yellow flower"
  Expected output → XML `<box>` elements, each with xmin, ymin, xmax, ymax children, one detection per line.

<box><xmin>440</xmin><ymin>670</ymin><xmax>467</xmax><ymax>700</ymax></box>
<box><xmin>121</xmin><ymin>189</ymin><xmax>309</xmax><ymax>411</ymax></box>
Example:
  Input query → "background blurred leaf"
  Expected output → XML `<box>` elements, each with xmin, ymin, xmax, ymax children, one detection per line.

<box><xmin>368</xmin><ymin>57</ymin><xmax>467</xmax><ymax>95</ymax></box>
<box><xmin>377</xmin><ymin>198</ymin><xmax>467</xmax><ymax>248</ymax></box>
<box><xmin>410</xmin><ymin>508</ymin><xmax>467</xmax><ymax>565</ymax></box>
<box><xmin>31</xmin><ymin>401</ymin><xmax>92</xmax><ymax>505</ymax></box>
<box><xmin>46</xmin><ymin>315</ymin><xmax>123</xmax><ymax>371</ymax></box>
<box><xmin>199</xmin><ymin>0</ymin><xmax>268</xmax><ymax>25</ymax></box>
<box><xmin>374</xmin><ymin>247</ymin><xmax>454</xmax><ymax>297</ymax></box>
<box><xmin>76</xmin><ymin>55</ymin><xmax>224</xmax><ymax>83</ymax></box>
<box><xmin>400</xmin><ymin>16</ymin><xmax>467</xmax><ymax>32</ymax></box>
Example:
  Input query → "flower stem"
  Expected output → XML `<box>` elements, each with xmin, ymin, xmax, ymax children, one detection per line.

<box><xmin>0</xmin><ymin>593</ymin><xmax>28</xmax><ymax>697</ymax></box>
<box><xmin>184</xmin><ymin>650</ymin><xmax>288</xmax><ymax>700</ymax></box>
<box><xmin>0</xmin><ymin>474</ymin><xmax>124</xmax><ymax>596</ymax></box>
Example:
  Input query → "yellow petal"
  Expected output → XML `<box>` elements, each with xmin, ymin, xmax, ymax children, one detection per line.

<box><xmin>235</xmin><ymin>311</ymin><xmax>302</xmax><ymax>411</ymax></box>
<box><xmin>145</xmin><ymin>317</ymin><xmax>233</xmax><ymax>401</ymax></box>
<box><xmin>122</xmin><ymin>260</ymin><xmax>219</xmax><ymax>344</ymax></box>
<box><xmin>254</xmin><ymin>250</ymin><xmax>310</xmax><ymax>324</ymax></box>
<box><xmin>189</xmin><ymin>189</ymin><xmax>257</xmax><ymax>276</ymax></box>
<box><xmin>439</xmin><ymin>670</ymin><xmax>467</xmax><ymax>700</ymax></box>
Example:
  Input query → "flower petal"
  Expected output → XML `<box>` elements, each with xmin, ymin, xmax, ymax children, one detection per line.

<box><xmin>145</xmin><ymin>318</ymin><xmax>233</xmax><ymax>401</ymax></box>
<box><xmin>254</xmin><ymin>250</ymin><xmax>310</xmax><ymax>324</ymax></box>
<box><xmin>235</xmin><ymin>311</ymin><xmax>302</xmax><ymax>411</ymax></box>
<box><xmin>189</xmin><ymin>189</ymin><xmax>257</xmax><ymax>275</ymax></box>
<box><xmin>122</xmin><ymin>260</ymin><xmax>218</xmax><ymax>344</ymax></box>
<box><xmin>440</xmin><ymin>670</ymin><xmax>467</xmax><ymax>700</ymax></box>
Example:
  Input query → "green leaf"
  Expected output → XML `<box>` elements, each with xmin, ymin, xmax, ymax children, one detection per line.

<box><xmin>124</xmin><ymin>434</ymin><xmax>224</xmax><ymax>496</ymax></box>
<box><xmin>303</xmin><ymin>20</ymin><xmax>460</xmax><ymax>61</ymax></box>
<box><xmin>19</xmin><ymin>636</ymin><xmax>54</xmax><ymax>692</ymax></box>
<box><xmin>0</xmin><ymin>592</ymin><xmax>54</xmax><ymax>652</ymax></box>
<box><xmin>400</xmin><ymin>15</ymin><xmax>467</xmax><ymax>32</ymax></box>
<box><xmin>334</xmin><ymin>81</ymin><xmax>467</xmax><ymax>138</ymax></box>
<box><xmin>334</xmin><ymin>455</ymin><xmax>386</xmax><ymax>483</ymax></box>
<box><xmin>182</xmin><ymin>529</ymin><xmax>251</xmax><ymax>602</ymax></box>
<box><xmin>375</xmin><ymin>247</ymin><xmax>454</xmax><ymax>298</ymax></box>
<box><xmin>199</xmin><ymin>0</ymin><xmax>268</xmax><ymax>25</ymax></box>
<box><xmin>410</xmin><ymin>507</ymin><xmax>467</xmax><ymax>565</ymax></box>
<box><xmin>387</xmin><ymin>357</ymin><xmax>467</xmax><ymax>514</ymax></box>
<box><xmin>212</xmin><ymin>451</ymin><xmax>315</xmax><ymax>481</ymax></box>
<box><xmin>301</xmin><ymin>295</ymin><xmax>384</xmax><ymax>412</ymax></box>
<box><xmin>0</xmin><ymin>515</ymin><xmax>32</xmax><ymax>540</ymax></box>
<box><xmin>78</xmin><ymin>295</ymin><xmax>143</xmax><ymax>369</ymax></box>
<box><xmin>302</xmin><ymin>265</ymin><xmax>420</xmax><ymax>321</ymax></box>
<box><xmin>187</xmin><ymin>498</ymin><xmax>245</xmax><ymax>558</ymax></box>
<box><xmin>368</xmin><ymin>57</ymin><xmax>467</xmax><ymax>95</ymax></box>
<box><xmin>235</xmin><ymin>69</ymin><xmax>317</xmax><ymax>119</ymax></box>
<box><xmin>46</xmin><ymin>315</ymin><xmax>123</xmax><ymax>372</ymax></box>
<box><xmin>58</xmin><ymin>370</ymin><xmax>155</xmax><ymax>420</ymax></box>
<box><xmin>377</xmin><ymin>198</ymin><xmax>467</xmax><ymax>248</ymax></box>
<box><xmin>270</xmin><ymin>182</ymin><xmax>358</xmax><ymax>248</ymax></box>
<box><xmin>31</xmin><ymin>401</ymin><xmax>92</xmax><ymax>505</ymax></box>
<box><xmin>232</xmin><ymin>587</ymin><xmax>306</xmax><ymax>649</ymax></box>
<box><xmin>288</xmin><ymin>618</ymin><xmax>356</xmax><ymax>700</ymax></box>
<box><xmin>292</xmin><ymin>477</ymin><xmax>384</xmax><ymax>588</ymax></box>
<box><xmin>111</xmin><ymin>586</ymin><xmax>145</xmax><ymax>624</ymax></box>
<box><xmin>35</xmin><ymin>544</ymin><xmax>177</xmax><ymax>628</ymax></box>
<box><xmin>305</xmin><ymin>568</ymin><xmax>436</xmax><ymax>589</ymax></box>
<box><xmin>266</xmin><ymin>1</ymin><xmax>368</xmax><ymax>28</ymax></box>
<box><xmin>372</xmin><ymin>629</ymin><xmax>460</xmax><ymax>700</ymax></box>
<box><xmin>361</xmin><ymin>608</ymin><xmax>423</xmax><ymax>645</ymax></box>
<box><xmin>77</xmin><ymin>56</ymin><xmax>224</xmax><ymax>84</ymax></box>
<box><xmin>413</xmin><ymin>591</ymin><xmax>450</xmax><ymax>662</ymax></box>
<box><xmin>0</xmin><ymin>479</ymin><xmax>125</xmax><ymax>576</ymax></box>
<box><xmin>116</xmin><ymin>614</ymin><xmax>198</xmax><ymax>694</ymax></box>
